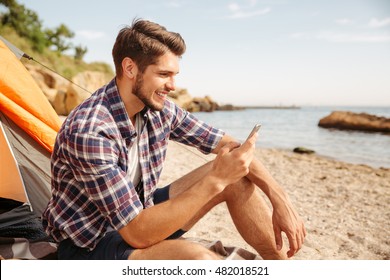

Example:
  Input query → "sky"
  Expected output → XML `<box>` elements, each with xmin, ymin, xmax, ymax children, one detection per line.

<box><xmin>15</xmin><ymin>0</ymin><xmax>390</xmax><ymax>106</ymax></box>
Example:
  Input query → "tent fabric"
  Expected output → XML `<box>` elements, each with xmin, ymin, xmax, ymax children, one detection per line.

<box><xmin>0</xmin><ymin>38</ymin><xmax>57</xmax><ymax>259</ymax></box>
<box><xmin>0</xmin><ymin>111</ymin><xmax>52</xmax><ymax>216</ymax></box>
<box><xmin>0</xmin><ymin>35</ymin><xmax>25</xmax><ymax>59</ymax></box>
<box><xmin>0</xmin><ymin>121</ymin><xmax>27</xmax><ymax>203</ymax></box>
<box><xmin>0</xmin><ymin>39</ymin><xmax>61</xmax><ymax>153</ymax></box>
<box><xmin>0</xmin><ymin>37</ymin><xmax>55</xmax><ymax>215</ymax></box>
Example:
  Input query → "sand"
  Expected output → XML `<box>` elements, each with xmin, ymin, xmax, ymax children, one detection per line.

<box><xmin>159</xmin><ymin>141</ymin><xmax>390</xmax><ymax>260</ymax></box>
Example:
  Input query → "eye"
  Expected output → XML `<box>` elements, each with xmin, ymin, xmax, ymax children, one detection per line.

<box><xmin>158</xmin><ymin>72</ymin><xmax>168</xmax><ymax>77</ymax></box>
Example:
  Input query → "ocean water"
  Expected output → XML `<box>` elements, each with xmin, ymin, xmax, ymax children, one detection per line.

<box><xmin>193</xmin><ymin>107</ymin><xmax>390</xmax><ymax>169</ymax></box>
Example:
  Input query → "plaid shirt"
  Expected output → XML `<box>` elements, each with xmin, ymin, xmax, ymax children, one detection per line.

<box><xmin>42</xmin><ymin>79</ymin><xmax>224</xmax><ymax>249</ymax></box>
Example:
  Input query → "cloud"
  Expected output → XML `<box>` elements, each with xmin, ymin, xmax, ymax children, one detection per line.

<box><xmin>228</xmin><ymin>3</ymin><xmax>241</xmax><ymax>12</ymax></box>
<box><xmin>226</xmin><ymin>1</ymin><xmax>270</xmax><ymax>19</ymax></box>
<box><xmin>76</xmin><ymin>30</ymin><xmax>106</xmax><ymax>40</ymax></box>
<box><xmin>368</xmin><ymin>18</ymin><xmax>390</xmax><ymax>28</ymax></box>
<box><xmin>317</xmin><ymin>31</ymin><xmax>390</xmax><ymax>43</ymax></box>
<box><xmin>227</xmin><ymin>7</ymin><xmax>271</xmax><ymax>19</ymax></box>
<box><xmin>335</xmin><ymin>18</ymin><xmax>354</xmax><ymax>25</ymax></box>
<box><xmin>289</xmin><ymin>32</ymin><xmax>309</xmax><ymax>39</ymax></box>
<box><xmin>164</xmin><ymin>0</ymin><xmax>184</xmax><ymax>8</ymax></box>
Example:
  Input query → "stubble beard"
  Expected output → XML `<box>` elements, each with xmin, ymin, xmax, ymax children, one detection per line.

<box><xmin>133</xmin><ymin>73</ymin><xmax>164</xmax><ymax>112</ymax></box>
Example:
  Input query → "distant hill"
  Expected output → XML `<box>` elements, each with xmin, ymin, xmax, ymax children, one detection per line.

<box><xmin>0</xmin><ymin>26</ymin><xmax>113</xmax><ymax>79</ymax></box>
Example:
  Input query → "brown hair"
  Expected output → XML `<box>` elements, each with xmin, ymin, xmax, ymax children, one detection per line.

<box><xmin>112</xmin><ymin>19</ymin><xmax>186</xmax><ymax>77</ymax></box>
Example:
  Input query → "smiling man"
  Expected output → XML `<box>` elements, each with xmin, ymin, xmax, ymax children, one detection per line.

<box><xmin>42</xmin><ymin>19</ymin><xmax>306</xmax><ymax>260</ymax></box>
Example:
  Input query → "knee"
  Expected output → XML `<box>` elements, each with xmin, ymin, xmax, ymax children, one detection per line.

<box><xmin>223</xmin><ymin>177</ymin><xmax>256</xmax><ymax>201</ymax></box>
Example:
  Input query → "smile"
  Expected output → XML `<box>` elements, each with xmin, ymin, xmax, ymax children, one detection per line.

<box><xmin>156</xmin><ymin>91</ymin><xmax>168</xmax><ymax>98</ymax></box>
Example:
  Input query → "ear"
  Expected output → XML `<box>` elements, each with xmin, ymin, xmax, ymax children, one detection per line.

<box><xmin>122</xmin><ymin>57</ymin><xmax>138</xmax><ymax>79</ymax></box>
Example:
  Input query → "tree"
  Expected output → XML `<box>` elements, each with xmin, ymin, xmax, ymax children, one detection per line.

<box><xmin>45</xmin><ymin>24</ymin><xmax>74</xmax><ymax>54</ymax></box>
<box><xmin>1</xmin><ymin>0</ymin><xmax>78</xmax><ymax>55</ymax></box>
<box><xmin>74</xmin><ymin>44</ymin><xmax>88</xmax><ymax>61</ymax></box>
<box><xmin>0</xmin><ymin>0</ymin><xmax>47</xmax><ymax>52</ymax></box>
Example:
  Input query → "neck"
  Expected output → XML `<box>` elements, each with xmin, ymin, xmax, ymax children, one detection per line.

<box><xmin>116</xmin><ymin>77</ymin><xmax>144</xmax><ymax>125</ymax></box>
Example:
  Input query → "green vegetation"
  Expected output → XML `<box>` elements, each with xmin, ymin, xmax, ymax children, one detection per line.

<box><xmin>0</xmin><ymin>0</ymin><xmax>113</xmax><ymax>78</ymax></box>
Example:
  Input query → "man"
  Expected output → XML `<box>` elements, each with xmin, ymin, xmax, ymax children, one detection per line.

<box><xmin>42</xmin><ymin>19</ymin><xmax>306</xmax><ymax>260</ymax></box>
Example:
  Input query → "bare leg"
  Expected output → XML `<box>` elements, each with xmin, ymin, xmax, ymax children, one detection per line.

<box><xmin>169</xmin><ymin>161</ymin><xmax>287</xmax><ymax>260</ymax></box>
<box><xmin>129</xmin><ymin>239</ymin><xmax>221</xmax><ymax>260</ymax></box>
<box><xmin>223</xmin><ymin>178</ymin><xmax>288</xmax><ymax>259</ymax></box>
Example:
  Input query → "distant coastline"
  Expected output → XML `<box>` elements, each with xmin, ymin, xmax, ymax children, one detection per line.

<box><xmin>241</xmin><ymin>105</ymin><xmax>301</xmax><ymax>110</ymax></box>
<box><xmin>215</xmin><ymin>104</ymin><xmax>301</xmax><ymax>111</ymax></box>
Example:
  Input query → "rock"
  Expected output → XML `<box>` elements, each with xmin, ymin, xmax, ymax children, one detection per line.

<box><xmin>65</xmin><ymin>71</ymin><xmax>108</xmax><ymax>114</ymax></box>
<box><xmin>168</xmin><ymin>89</ymin><xmax>219</xmax><ymax>112</ymax></box>
<box><xmin>188</xmin><ymin>96</ymin><xmax>218</xmax><ymax>112</ymax></box>
<box><xmin>318</xmin><ymin>111</ymin><xmax>390</xmax><ymax>133</ymax></box>
<box><xmin>168</xmin><ymin>88</ymin><xmax>192</xmax><ymax>109</ymax></box>
<box><xmin>52</xmin><ymin>90</ymin><xmax>67</xmax><ymax>116</ymax></box>
<box><xmin>293</xmin><ymin>147</ymin><xmax>315</xmax><ymax>154</ymax></box>
<box><xmin>25</xmin><ymin>65</ymin><xmax>108</xmax><ymax>115</ymax></box>
<box><xmin>25</xmin><ymin>64</ymin><xmax>68</xmax><ymax>104</ymax></box>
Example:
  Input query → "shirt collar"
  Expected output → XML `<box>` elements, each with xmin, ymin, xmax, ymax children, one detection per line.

<box><xmin>105</xmin><ymin>78</ymin><xmax>151</xmax><ymax>140</ymax></box>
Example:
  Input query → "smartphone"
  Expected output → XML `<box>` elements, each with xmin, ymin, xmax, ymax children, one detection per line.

<box><xmin>246</xmin><ymin>124</ymin><xmax>261</xmax><ymax>141</ymax></box>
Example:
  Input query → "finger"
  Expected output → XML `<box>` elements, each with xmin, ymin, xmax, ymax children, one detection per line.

<box><xmin>273</xmin><ymin>224</ymin><xmax>283</xmax><ymax>251</ymax></box>
<box><xmin>296</xmin><ymin>232</ymin><xmax>303</xmax><ymax>253</ymax></box>
<box><xmin>286</xmin><ymin>234</ymin><xmax>298</xmax><ymax>258</ymax></box>
<box><xmin>295</xmin><ymin>223</ymin><xmax>305</xmax><ymax>253</ymax></box>
<box><xmin>244</xmin><ymin>132</ymin><xmax>258</xmax><ymax>146</ymax></box>
<box><xmin>240</xmin><ymin>134</ymin><xmax>257</xmax><ymax>153</ymax></box>
<box><xmin>299</xmin><ymin>224</ymin><xmax>307</xmax><ymax>248</ymax></box>
<box><xmin>219</xmin><ymin>141</ymin><xmax>240</xmax><ymax>155</ymax></box>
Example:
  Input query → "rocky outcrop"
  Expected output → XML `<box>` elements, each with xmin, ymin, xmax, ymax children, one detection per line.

<box><xmin>26</xmin><ymin>65</ymin><xmax>238</xmax><ymax>115</ymax></box>
<box><xmin>318</xmin><ymin>111</ymin><xmax>390</xmax><ymax>133</ymax></box>
<box><xmin>65</xmin><ymin>71</ymin><xmax>108</xmax><ymax>113</ymax></box>
<box><xmin>25</xmin><ymin>64</ymin><xmax>110</xmax><ymax>115</ymax></box>
<box><xmin>168</xmin><ymin>89</ymin><xmax>238</xmax><ymax>113</ymax></box>
<box><xmin>167</xmin><ymin>88</ymin><xmax>193</xmax><ymax>109</ymax></box>
<box><xmin>25</xmin><ymin>64</ymin><xmax>68</xmax><ymax>104</ymax></box>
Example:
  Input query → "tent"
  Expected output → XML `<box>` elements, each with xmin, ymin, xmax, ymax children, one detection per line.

<box><xmin>0</xmin><ymin>37</ymin><xmax>61</xmax><ymax>259</ymax></box>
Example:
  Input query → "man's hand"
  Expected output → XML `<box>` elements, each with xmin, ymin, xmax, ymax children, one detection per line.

<box><xmin>272</xmin><ymin>200</ymin><xmax>307</xmax><ymax>258</ymax></box>
<box><xmin>211</xmin><ymin>133</ymin><xmax>257</xmax><ymax>188</ymax></box>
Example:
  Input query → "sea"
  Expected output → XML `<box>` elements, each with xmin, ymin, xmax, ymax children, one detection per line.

<box><xmin>193</xmin><ymin>106</ymin><xmax>390</xmax><ymax>169</ymax></box>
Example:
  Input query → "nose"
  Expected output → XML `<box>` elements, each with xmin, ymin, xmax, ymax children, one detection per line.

<box><xmin>166</xmin><ymin>77</ymin><xmax>176</xmax><ymax>91</ymax></box>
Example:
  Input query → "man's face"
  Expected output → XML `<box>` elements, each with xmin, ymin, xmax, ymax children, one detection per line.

<box><xmin>133</xmin><ymin>51</ymin><xmax>179</xmax><ymax>111</ymax></box>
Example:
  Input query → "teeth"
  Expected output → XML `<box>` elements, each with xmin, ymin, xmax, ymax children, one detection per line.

<box><xmin>156</xmin><ymin>91</ymin><xmax>166</xmax><ymax>97</ymax></box>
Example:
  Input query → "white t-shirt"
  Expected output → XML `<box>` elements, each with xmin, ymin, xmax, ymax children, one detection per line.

<box><xmin>127</xmin><ymin>114</ymin><xmax>142</xmax><ymax>187</ymax></box>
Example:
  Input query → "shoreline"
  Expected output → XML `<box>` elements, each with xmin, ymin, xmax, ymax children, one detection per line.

<box><xmin>159</xmin><ymin>141</ymin><xmax>390</xmax><ymax>260</ymax></box>
<box><xmin>270</xmin><ymin>146</ymin><xmax>390</xmax><ymax>170</ymax></box>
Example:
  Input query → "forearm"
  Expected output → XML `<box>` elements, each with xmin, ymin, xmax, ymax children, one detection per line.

<box><xmin>213</xmin><ymin>134</ymin><xmax>290</xmax><ymax>207</ymax></box>
<box><xmin>246</xmin><ymin>158</ymin><xmax>290</xmax><ymax>208</ymax></box>
<box><xmin>119</xmin><ymin>174</ymin><xmax>223</xmax><ymax>248</ymax></box>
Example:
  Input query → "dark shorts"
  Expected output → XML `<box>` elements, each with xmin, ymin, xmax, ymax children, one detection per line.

<box><xmin>57</xmin><ymin>185</ymin><xmax>186</xmax><ymax>260</ymax></box>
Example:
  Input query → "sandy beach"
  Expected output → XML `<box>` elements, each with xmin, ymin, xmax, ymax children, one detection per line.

<box><xmin>159</xmin><ymin>141</ymin><xmax>390</xmax><ymax>260</ymax></box>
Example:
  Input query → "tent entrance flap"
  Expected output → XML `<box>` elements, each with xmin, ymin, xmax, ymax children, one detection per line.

<box><xmin>0</xmin><ymin>112</ymin><xmax>52</xmax><ymax>216</ymax></box>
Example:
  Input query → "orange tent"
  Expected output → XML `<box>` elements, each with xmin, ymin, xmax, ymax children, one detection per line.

<box><xmin>0</xmin><ymin>39</ymin><xmax>61</xmax><ymax>153</ymax></box>
<box><xmin>0</xmin><ymin>38</ymin><xmax>60</xmax><ymax>214</ymax></box>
